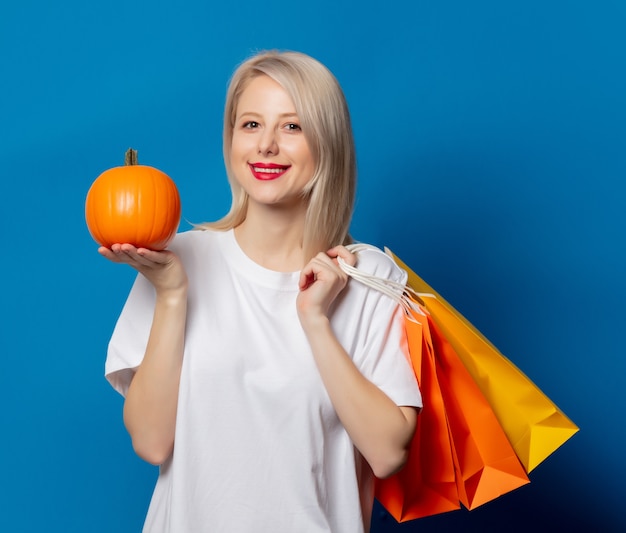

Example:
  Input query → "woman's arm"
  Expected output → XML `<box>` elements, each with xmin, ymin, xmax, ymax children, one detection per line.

<box><xmin>297</xmin><ymin>247</ymin><xmax>417</xmax><ymax>479</ymax></box>
<box><xmin>100</xmin><ymin>244</ymin><xmax>188</xmax><ymax>465</ymax></box>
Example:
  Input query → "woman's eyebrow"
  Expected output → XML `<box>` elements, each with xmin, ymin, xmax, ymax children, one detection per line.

<box><xmin>237</xmin><ymin>111</ymin><xmax>299</xmax><ymax>119</ymax></box>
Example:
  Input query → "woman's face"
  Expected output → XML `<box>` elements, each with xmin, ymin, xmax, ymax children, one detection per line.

<box><xmin>230</xmin><ymin>75</ymin><xmax>316</xmax><ymax>211</ymax></box>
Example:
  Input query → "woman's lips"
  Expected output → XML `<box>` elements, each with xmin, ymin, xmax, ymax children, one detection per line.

<box><xmin>249</xmin><ymin>162</ymin><xmax>290</xmax><ymax>181</ymax></box>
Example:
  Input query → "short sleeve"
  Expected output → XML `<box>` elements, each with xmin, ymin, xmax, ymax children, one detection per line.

<box><xmin>105</xmin><ymin>273</ymin><xmax>156</xmax><ymax>397</ymax></box>
<box><xmin>336</xmin><ymin>246</ymin><xmax>422</xmax><ymax>409</ymax></box>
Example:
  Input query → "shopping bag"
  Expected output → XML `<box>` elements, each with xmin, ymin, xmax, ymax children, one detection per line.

<box><xmin>374</xmin><ymin>308</ymin><xmax>461</xmax><ymax>521</ymax></box>
<box><xmin>386</xmin><ymin>249</ymin><xmax>579</xmax><ymax>473</ymax></box>
<box><xmin>340</xmin><ymin>244</ymin><xmax>578</xmax><ymax>521</ymax></box>
<box><xmin>374</xmin><ymin>296</ymin><xmax>529</xmax><ymax>521</ymax></box>
<box><xmin>426</xmin><ymin>312</ymin><xmax>529</xmax><ymax>510</ymax></box>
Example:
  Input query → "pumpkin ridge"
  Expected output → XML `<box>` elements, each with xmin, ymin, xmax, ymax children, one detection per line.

<box><xmin>149</xmin><ymin>170</ymin><xmax>159</xmax><ymax>248</ymax></box>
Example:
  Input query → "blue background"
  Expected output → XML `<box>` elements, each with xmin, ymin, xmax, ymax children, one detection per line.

<box><xmin>1</xmin><ymin>1</ymin><xmax>624</xmax><ymax>531</ymax></box>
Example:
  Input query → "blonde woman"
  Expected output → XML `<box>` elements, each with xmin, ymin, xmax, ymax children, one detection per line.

<box><xmin>100</xmin><ymin>50</ymin><xmax>422</xmax><ymax>533</ymax></box>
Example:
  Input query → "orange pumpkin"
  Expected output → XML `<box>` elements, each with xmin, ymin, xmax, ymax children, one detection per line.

<box><xmin>85</xmin><ymin>148</ymin><xmax>181</xmax><ymax>250</ymax></box>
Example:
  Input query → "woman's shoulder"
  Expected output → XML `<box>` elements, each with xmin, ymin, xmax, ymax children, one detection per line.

<box><xmin>347</xmin><ymin>242</ymin><xmax>408</xmax><ymax>285</ymax></box>
<box><xmin>166</xmin><ymin>227</ymin><xmax>230</xmax><ymax>262</ymax></box>
<box><xmin>169</xmin><ymin>227</ymin><xmax>224</xmax><ymax>247</ymax></box>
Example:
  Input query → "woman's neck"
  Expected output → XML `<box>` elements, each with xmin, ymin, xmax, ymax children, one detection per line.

<box><xmin>234</xmin><ymin>205</ymin><xmax>308</xmax><ymax>272</ymax></box>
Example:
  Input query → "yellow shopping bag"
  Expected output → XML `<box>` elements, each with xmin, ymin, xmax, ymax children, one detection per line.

<box><xmin>387</xmin><ymin>249</ymin><xmax>579</xmax><ymax>473</ymax></box>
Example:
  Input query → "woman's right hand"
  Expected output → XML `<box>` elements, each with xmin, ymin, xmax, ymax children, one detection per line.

<box><xmin>98</xmin><ymin>243</ymin><xmax>188</xmax><ymax>294</ymax></box>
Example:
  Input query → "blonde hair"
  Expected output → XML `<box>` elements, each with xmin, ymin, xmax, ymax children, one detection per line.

<box><xmin>200</xmin><ymin>50</ymin><xmax>356</xmax><ymax>259</ymax></box>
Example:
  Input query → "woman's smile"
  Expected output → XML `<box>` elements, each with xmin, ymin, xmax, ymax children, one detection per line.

<box><xmin>249</xmin><ymin>162</ymin><xmax>291</xmax><ymax>180</ymax></box>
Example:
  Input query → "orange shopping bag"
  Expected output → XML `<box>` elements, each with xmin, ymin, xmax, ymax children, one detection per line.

<box><xmin>375</xmin><ymin>297</ymin><xmax>529</xmax><ymax>521</ymax></box>
<box><xmin>375</xmin><ymin>310</ymin><xmax>461</xmax><ymax>521</ymax></box>
<box><xmin>426</xmin><ymin>312</ymin><xmax>529</xmax><ymax>510</ymax></box>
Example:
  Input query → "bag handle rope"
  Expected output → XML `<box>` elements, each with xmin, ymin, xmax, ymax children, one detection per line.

<box><xmin>338</xmin><ymin>243</ymin><xmax>430</xmax><ymax>319</ymax></box>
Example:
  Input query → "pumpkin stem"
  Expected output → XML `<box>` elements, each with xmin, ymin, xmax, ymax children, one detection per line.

<box><xmin>125</xmin><ymin>148</ymin><xmax>139</xmax><ymax>166</ymax></box>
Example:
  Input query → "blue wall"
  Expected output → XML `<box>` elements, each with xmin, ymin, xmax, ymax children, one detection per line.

<box><xmin>1</xmin><ymin>1</ymin><xmax>624</xmax><ymax>531</ymax></box>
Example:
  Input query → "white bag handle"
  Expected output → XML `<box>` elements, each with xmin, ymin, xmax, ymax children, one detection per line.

<box><xmin>338</xmin><ymin>243</ymin><xmax>428</xmax><ymax>318</ymax></box>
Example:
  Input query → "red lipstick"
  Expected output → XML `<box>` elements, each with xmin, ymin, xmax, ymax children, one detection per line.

<box><xmin>249</xmin><ymin>162</ymin><xmax>290</xmax><ymax>181</ymax></box>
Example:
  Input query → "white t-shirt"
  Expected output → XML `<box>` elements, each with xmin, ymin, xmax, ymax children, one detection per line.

<box><xmin>105</xmin><ymin>228</ymin><xmax>422</xmax><ymax>533</ymax></box>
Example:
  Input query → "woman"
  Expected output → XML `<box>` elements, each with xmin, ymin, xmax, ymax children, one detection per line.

<box><xmin>101</xmin><ymin>50</ymin><xmax>422</xmax><ymax>532</ymax></box>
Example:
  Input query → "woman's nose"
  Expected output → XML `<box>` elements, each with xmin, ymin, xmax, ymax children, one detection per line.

<box><xmin>257</xmin><ymin>129</ymin><xmax>278</xmax><ymax>156</ymax></box>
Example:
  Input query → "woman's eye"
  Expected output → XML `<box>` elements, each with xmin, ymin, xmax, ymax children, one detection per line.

<box><xmin>243</xmin><ymin>121</ymin><xmax>259</xmax><ymax>129</ymax></box>
<box><xmin>285</xmin><ymin>123</ymin><xmax>302</xmax><ymax>131</ymax></box>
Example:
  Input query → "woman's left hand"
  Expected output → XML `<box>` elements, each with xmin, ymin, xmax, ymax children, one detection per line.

<box><xmin>296</xmin><ymin>245</ymin><xmax>356</xmax><ymax>325</ymax></box>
